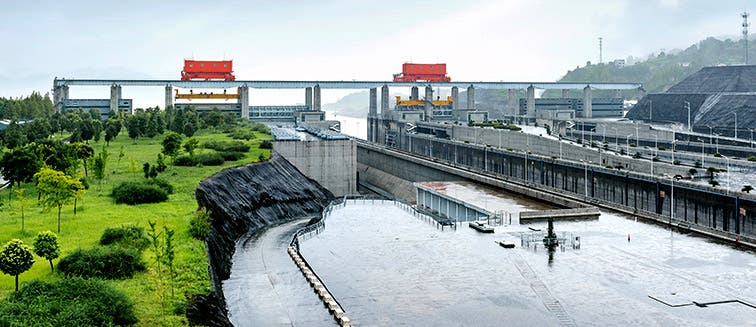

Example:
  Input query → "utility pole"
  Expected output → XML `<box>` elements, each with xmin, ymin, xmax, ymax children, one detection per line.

<box><xmin>743</xmin><ymin>12</ymin><xmax>750</xmax><ymax>65</ymax></box>
<box><xmin>598</xmin><ymin>37</ymin><xmax>603</xmax><ymax>64</ymax></box>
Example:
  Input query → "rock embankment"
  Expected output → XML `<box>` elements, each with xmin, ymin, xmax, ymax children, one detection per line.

<box><xmin>189</xmin><ymin>154</ymin><xmax>334</xmax><ymax>326</ymax></box>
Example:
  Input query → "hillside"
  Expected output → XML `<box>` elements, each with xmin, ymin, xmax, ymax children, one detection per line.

<box><xmin>548</xmin><ymin>36</ymin><xmax>756</xmax><ymax>99</ymax></box>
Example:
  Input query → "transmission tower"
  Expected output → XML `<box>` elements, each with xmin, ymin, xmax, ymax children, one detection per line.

<box><xmin>598</xmin><ymin>37</ymin><xmax>603</xmax><ymax>63</ymax></box>
<box><xmin>743</xmin><ymin>12</ymin><xmax>750</xmax><ymax>64</ymax></box>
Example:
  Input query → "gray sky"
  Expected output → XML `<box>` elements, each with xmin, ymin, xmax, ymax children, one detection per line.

<box><xmin>0</xmin><ymin>0</ymin><xmax>752</xmax><ymax>107</ymax></box>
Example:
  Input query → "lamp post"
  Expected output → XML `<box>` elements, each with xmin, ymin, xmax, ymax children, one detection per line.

<box><xmin>654</xmin><ymin>134</ymin><xmax>658</xmax><ymax>158</ymax></box>
<box><xmin>751</xmin><ymin>129</ymin><xmax>754</xmax><ymax>148</ymax></box>
<box><xmin>722</xmin><ymin>155</ymin><xmax>731</xmax><ymax>191</ymax></box>
<box><xmin>713</xmin><ymin>133</ymin><xmax>720</xmax><ymax>153</ymax></box>
<box><xmin>685</xmin><ymin>101</ymin><xmax>691</xmax><ymax>132</ymax></box>
<box><xmin>611</xmin><ymin>127</ymin><xmax>618</xmax><ymax>149</ymax></box>
<box><xmin>626</xmin><ymin>134</ymin><xmax>632</xmax><ymax>155</ymax></box>
<box><xmin>602</xmin><ymin>124</ymin><xmax>606</xmax><ymax>143</ymax></box>
<box><xmin>672</xmin><ymin>130</ymin><xmax>676</xmax><ymax>164</ymax></box>
<box><xmin>697</xmin><ymin>138</ymin><xmax>705</xmax><ymax>167</ymax></box>
<box><xmin>732</xmin><ymin>111</ymin><xmax>738</xmax><ymax>139</ymax></box>
<box><xmin>581</xmin><ymin>159</ymin><xmax>589</xmax><ymax>197</ymax></box>
<box><xmin>649</xmin><ymin>99</ymin><xmax>653</xmax><ymax>121</ymax></box>
<box><xmin>635</xmin><ymin>124</ymin><xmax>639</xmax><ymax>147</ymax></box>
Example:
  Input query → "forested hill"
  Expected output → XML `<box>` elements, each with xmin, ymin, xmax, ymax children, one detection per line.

<box><xmin>550</xmin><ymin>36</ymin><xmax>756</xmax><ymax>99</ymax></box>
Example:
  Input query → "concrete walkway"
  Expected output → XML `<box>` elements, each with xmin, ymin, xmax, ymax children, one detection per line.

<box><xmin>223</xmin><ymin>219</ymin><xmax>336</xmax><ymax>327</ymax></box>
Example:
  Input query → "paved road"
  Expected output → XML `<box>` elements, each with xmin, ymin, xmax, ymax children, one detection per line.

<box><xmin>223</xmin><ymin>219</ymin><xmax>336</xmax><ymax>327</ymax></box>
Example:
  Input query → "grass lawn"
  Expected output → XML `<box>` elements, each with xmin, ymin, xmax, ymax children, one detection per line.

<box><xmin>0</xmin><ymin>128</ymin><xmax>271</xmax><ymax>326</ymax></box>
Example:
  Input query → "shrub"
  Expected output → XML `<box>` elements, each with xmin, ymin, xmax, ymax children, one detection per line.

<box><xmin>227</xmin><ymin>128</ymin><xmax>256</xmax><ymax>140</ymax></box>
<box><xmin>111</xmin><ymin>181</ymin><xmax>169</xmax><ymax>205</ymax></box>
<box><xmin>58</xmin><ymin>246</ymin><xmax>146</xmax><ymax>279</ymax></box>
<box><xmin>173</xmin><ymin>154</ymin><xmax>196</xmax><ymax>166</ymax></box>
<box><xmin>748</xmin><ymin>155</ymin><xmax>756</xmax><ymax>162</ymax></box>
<box><xmin>714</xmin><ymin>152</ymin><xmax>722</xmax><ymax>158</ymax></box>
<box><xmin>189</xmin><ymin>208</ymin><xmax>212</xmax><ymax>240</ymax></box>
<box><xmin>219</xmin><ymin>151</ymin><xmax>245</xmax><ymax>161</ymax></box>
<box><xmin>694</xmin><ymin>160</ymin><xmax>702</xmax><ymax>168</ymax></box>
<box><xmin>259</xmin><ymin>140</ymin><xmax>272</xmax><ymax>149</ymax></box>
<box><xmin>203</xmin><ymin>140</ymin><xmax>250</xmax><ymax>153</ymax></box>
<box><xmin>146</xmin><ymin>178</ymin><xmax>174</xmax><ymax>194</ymax></box>
<box><xmin>673</xmin><ymin>160</ymin><xmax>681</xmax><ymax>165</ymax></box>
<box><xmin>195</xmin><ymin>152</ymin><xmax>225</xmax><ymax>166</ymax></box>
<box><xmin>0</xmin><ymin>278</ymin><xmax>138</xmax><ymax>326</ymax></box>
<box><xmin>100</xmin><ymin>226</ymin><xmax>150</xmax><ymax>251</ymax></box>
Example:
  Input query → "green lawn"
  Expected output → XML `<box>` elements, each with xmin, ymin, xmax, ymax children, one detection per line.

<box><xmin>0</xmin><ymin>129</ymin><xmax>271</xmax><ymax>326</ymax></box>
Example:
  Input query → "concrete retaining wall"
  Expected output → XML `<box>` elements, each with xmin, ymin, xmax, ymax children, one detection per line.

<box><xmin>274</xmin><ymin>139</ymin><xmax>357</xmax><ymax>196</ymax></box>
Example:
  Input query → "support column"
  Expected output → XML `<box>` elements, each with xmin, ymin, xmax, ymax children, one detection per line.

<box><xmin>381</xmin><ymin>84</ymin><xmax>389</xmax><ymax>114</ymax></box>
<box><xmin>110</xmin><ymin>85</ymin><xmax>122</xmax><ymax>113</ymax></box>
<box><xmin>451</xmin><ymin>86</ymin><xmax>459</xmax><ymax>110</ymax></box>
<box><xmin>526</xmin><ymin>85</ymin><xmax>535</xmax><ymax>117</ymax></box>
<box><xmin>238</xmin><ymin>85</ymin><xmax>249</xmax><ymax>120</ymax></box>
<box><xmin>467</xmin><ymin>85</ymin><xmax>475</xmax><ymax>110</ymax></box>
<box><xmin>424</xmin><ymin>85</ymin><xmax>433</xmax><ymax>121</ymax></box>
<box><xmin>507</xmin><ymin>89</ymin><xmax>515</xmax><ymax>115</ymax></box>
<box><xmin>313</xmin><ymin>84</ymin><xmax>321</xmax><ymax>111</ymax></box>
<box><xmin>164</xmin><ymin>85</ymin><xmax>173</xmax><ymax>110</ymax></box>
<box><xmin>583</xmin><ymin>85</ymin><xmax>593</xmax><ymax>118</ymax></box>
<box><xmin>369</xmin><ymin>88</ymin><xmax>378</xmax><ymax>142</ymax></box>
<box><xmin>410</xmin><ymin>86</ymin><xmax>419</xmax><ymax>100</ymax></box>
<box><xmin>305</xmin><ymin>87</ymin><xmax>313</xmax><ymax>110</ymax></box>
<box><xmin>53</xmin><ymin>84</ymin><xmax>69</xmax><ymax>112</ymax></box>
<box><xmin>561</xmin><ymin>89</ymin><xmax>569</xmax><ymax>98</ymax></box>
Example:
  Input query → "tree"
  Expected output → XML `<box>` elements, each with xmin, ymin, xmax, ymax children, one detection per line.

<box><xmin>92</xmin><ymin>151</ymin><xmax>108</xmax><ymax>191</ymax></box>
<box><xmin>161</xmin><ymin>132</ymin><xmax>182</xmax><ymax>160</ymax></box>
<box><xmin>0</xmin><ymin>147</ymin><xmax>42</xmax><ymax>190</ymax></box>
<box><xmin>33</xmin><ymin>231</ymin><xmax>60</xmax><ymax>272</ymax></box>
<box><xmin>743</xmin><ymin>185</ymin><xmax>753</xmax><ymax>193</ymax></box>
<box><xmin>104</xmin><ymin>118</ymin><xmax>122</xmax><ymax>145</ymax></box>
<box><xmin>35</xmin><ymin>168</ymin><xmax>84</xmax><ymax>233</ymax></box>
<box><xmin>163</xmin><ymin>226</ymin><xmax>175</xmax><ymax>298</ymax></box>
<box><xmin>707</xmin><ymin>166</ymin><xmax>718</xmax><ymax>181</ymax></box>
<box><xmin>3</xmin><ymin>120</ymin><xmax>27</xmax><ymax>149</ymax></box>
<box><xmin>183</xmin><ymin>137</ymin><xmax>199</xmax><ymax>157</ymax></box>
<box><xmin>15</xmin><ymin>189</ymin><xmax>29</xmax><ymax>232</ymax></box>
<box><xmin>73</xmin><ymin>143</ymin><xmax>94</xmax><ymax>177</ymax></box>
<box><xmin>0</xmin><ymin>239</ymin><xmax>34</xmax><ymax>291</ymax></box>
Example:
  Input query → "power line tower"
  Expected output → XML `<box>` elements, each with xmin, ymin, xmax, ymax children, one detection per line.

<box><xmin>598</xmin><ymin>37</ymin><xmax>603</xmax><ymax>64</ymax></box>
<box><xmin>743</xmin><ymin>11</ymin><xmax>750</xmax><ymax>64</ymax></box>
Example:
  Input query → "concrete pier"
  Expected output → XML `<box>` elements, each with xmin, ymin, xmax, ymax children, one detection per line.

<box><xmin>165</xmin><ymin>85</ymin><xmax>173</xmax><ymax>109</ymax></box>
<box><xmin>583</xmin><ymin>86</ymin><xmax>593</xmax><ymax>118</ymax></box>
<box><xmin>466</xmin><ymin>85</ymin><xmax>475</xmax><ymax>110</ymax></box>
<box><xmin>424</xmin><ymin>86</ymin><xmax>433</xmax><ymax>121</ymax></box>
<box><xmin>411</xmin><ymin>86</ymin><xmax>419</xmax><ymax>101</ymax></box>
<box><xmin>369</xmin><ymin>88</ymin><xmax>378</xmax><ymax>142</ymax></box>
<box><xmin>239</xmin><ymin>86</ymin><xmax>249</xmax><ymax>119</ymax></box>
<box><xmin>526</xmin><ymin>85</ymin><xmax>535</xmax><ymax>117</ymax></box>
<box><xmin>313</xmin><ymin>84</ymin><xmax>321</xmax><ymax>111</ymax></box>
<box><xmin>561</xmin><ymin>89</ymin><xmax>569</xmax><ymax>98</ymax></box>
<box><xmin>507</xmin><ymin>89</ymin><xmax>516</xmax><ymax>115</ymax></box>
<box><xmin>381</xmin><ymin>85</ymin><xmax>389</xmax><ymax>114</ymax></box>
<box><xmin>305</xmin><ymin>87</ymin><xmax>313</xmax><ymax>110</ymax></box>
<box><xmin>53</xmin><ymin>84</ymin><xmax>69</xmax><ymax>111</ymax></box>
<box><xmin>451</xmin><ymin>86</ymin><xmax>459</xmax><ymax>111</ymax></box>
<box><xmin>110</xmin><ymin>84</ymin><xmax>122</xmax><ymax>113</ymax></box>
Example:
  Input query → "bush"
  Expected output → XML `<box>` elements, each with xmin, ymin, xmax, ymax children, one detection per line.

<box><xmin>714</xmin><ymin>152</ymin><xmax>722</xmax><ymax>157</ymax></box>
<box><xmin>227</xmin><ymin>128</ymin><xmax>256</xmax><ymax>140</ymax></box>
<box><xmin>748</xmin><ymin>156</ymin><xmax>756</xmax><ymax>162</ymax></box>
<box><xmin>111</xmin><ymin>181</ymin><xmax>169</xmax><ymax>205</ymax></box>
<box><xmin>0</xmin><ymin>278</ymin><xmax>138</xmax><ymax>326</ymax></box>
<box><xmin>219</xmin><ymin>151</ymin><xmax>245</xmax><ymax>161</ymax></box>
<box><xmin>673</xmin><ymin>160</ymin><xmax>681</xmax><ymax>165</ymax></box>
<box><xmin>146</xmin><ymin>178</ymin><xmax>174</xmax><ymax>194</ymax></box>
<box><xmin>173</xmin><ymin>154</ymin><xmax>196</xmax><ymax>166</ymax></box>
<box><xmin>195</xmin><ymin>152</ymin><xmax>225</xmax><ymax>166</ymax></box>
<box><xmin>189</xmin><ymin>208</ymin><xmax>212</xmax><ymax>240</ymax></box>
<box><xmin>203</xmin><ymin>140</ymin><xmax>250</xmax><ymax>153</ymax></box>
<box><xmin>58</xmin><ymin>247</ymin><xmax>146</xmax><ymax>279</ymax></box>
<box><xmin>259</xmin><ymin>140</ymin><xmax>272</xmax><ymax>149</ymax></box>
<box><xmin>100</xmin><ymin>226</ymin><xmax>150</xmax><ymax>251</ymax></box>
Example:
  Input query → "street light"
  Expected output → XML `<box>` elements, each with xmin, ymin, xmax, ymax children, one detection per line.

<box><xmin>602</xmin><ymin>124</ymin><xmax>606</xmax><ymax>143</ymax></box>
<box><xmin>649</xmin><ymin>99</ymin><xmax>653</xmax><ymax>121</ymax></box>
<box><xmin>581</xmin><ymin>159</ymin><xmax>589</xmax><ymax>197</ymax></box>
<box><xmin>626</xmin><ymin>134</ymin><xmax>632</xmax><ymax>155</ymax></box>
<box><xmin>635</xmin><ymin>124</ymin><xmax>640</xmax><ymax>147</ymax></box>
<box><xmin>722</xmin><ymin>155</ymin><xmax>731</xmax><ymax>192</ymax></box>
<box><xmin>697</xmin><ymin>138</ymin><xmax>705</xmax><ymax>167</ymax></box>
<box><xmin>732</xmin><ymin>111</ymin><xmax>738</xmax><ymax>139</ymax></box>
<box><xmin>671</xmin><ymin>130</ymin><xmax>676</xmax><ymax>164</ymax></box>
<box><xmin>611</xmin><ymin>127</ymin><xmax>618</xmax><ymax>149</ymax></box>
<box><xmin>685</xmin><ymin>101</ymin><xmax>691</xmax><ymax>132</ymax></box>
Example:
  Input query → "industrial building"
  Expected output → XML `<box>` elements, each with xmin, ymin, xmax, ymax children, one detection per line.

<box><xmin>61</xmin><ymin>98</ymin><xmax>132</xmax><ymax>119</ymax></box>
<box><xmin>517</xmin><ymin>98</ymin><xmax>624</xmax><ymax>118</ymax></box>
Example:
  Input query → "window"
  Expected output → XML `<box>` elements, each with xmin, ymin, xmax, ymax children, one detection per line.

<box><xmin>200</xmin><ymin>63</ymin><xmax>205</xmax><ymax>68</ymax></box>
<box><xmin>189</xmin><ymin>63</ymin><xmax>194</xmax><ymax>68</ymax></box>
<box><xmin>213</xmin><ymin>63</ymin><xmax>217</xmax><ymax>68</ymax></box>
<box><xmin>224</xmin><ymin>64</ymin><xmax>228</xmax><ymax>68</ymax></box>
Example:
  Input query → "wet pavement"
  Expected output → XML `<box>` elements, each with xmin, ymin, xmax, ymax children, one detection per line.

<box><xmin>223</xmin><ymin>219</ymin><xmax>336</xmax><ymax>327</ymax></box>
<box><xmin>300</xmin><ymin>201</ymin><xmax>756</xmax><ymax>326</ymax></box>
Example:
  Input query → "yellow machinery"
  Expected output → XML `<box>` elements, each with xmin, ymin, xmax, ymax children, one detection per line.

<box><xmin>395</xmin><ymin>96</ymin><xmax>453</xmax><ymax>107</ymax></box>
<box><xmin>175</xmin><ymin>89</ymin><xmax>239</xmax><ymax>100</ymax></box>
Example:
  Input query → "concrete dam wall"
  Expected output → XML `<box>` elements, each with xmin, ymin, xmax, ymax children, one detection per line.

<box><xmin>190</xmin><ymin>154</ymin><xmax>334</xmax><ymax>326</ymax></box>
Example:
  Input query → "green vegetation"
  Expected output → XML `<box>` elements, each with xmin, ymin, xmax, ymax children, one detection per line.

<box><xmin>111</xmin><ymin>181</ymin><xmax>170</xmax><ymax>205</ymax></box>
<box><xmin>547</xmin><ymin>36</ymin><xmax>756</xmax><ymax>98</ymax></box>
<box><xmin>58</xmin><ymin>246</ymin><xmax>146</xmax><ymax>279</ymax></box>
<box><xmin>470</xmin><ymin>121</ymin><xmax>522</xmax><ymax>131</ymax></box>
<box><xmin>100</xmin><ymin>226</ymin><xmax>150</xmax><ymax>251</ymax></box>
<box><xmin>32</xmin><ymin>231</ymin><xmax>60</xmax><ymax>272</ymax></box>
<box><xmin>0</xmin><ymin>278</ymin><xmax>138</xmax><ymax>326</ymax></box>
<box><xmin>0</xmin><ymin>99</ymin><xmax>272</xmax><ymax>325</ymax></box>
<box><xmin>743</xmin><ymin>185</ymin><xmax>753</xmax><ymax>193</ymax></box>
<box><xmin>0</xmin><ymin>240</ymin><xmax>35</xmax><ymax>291</ymax></box>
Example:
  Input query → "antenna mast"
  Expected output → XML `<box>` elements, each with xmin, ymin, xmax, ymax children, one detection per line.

<box><xmin>743</xmin><ymin>12</ymin><xmax>750</xmax><ymax>64</ymax></box>
<box><xmin>598</xmin><ymin>37</ymin><xmax>603</xmax><ymax>64</ymax></box>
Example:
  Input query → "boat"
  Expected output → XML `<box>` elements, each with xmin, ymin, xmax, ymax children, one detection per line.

<box><xmin>497</xmin><ymin>241</ymin><xmax>515</xmax><ymax>248</ymax></box>
<box><xmin>468</xmin><ymin>221</ymin><xmax>495</xmax><ymax>233</ymax></box>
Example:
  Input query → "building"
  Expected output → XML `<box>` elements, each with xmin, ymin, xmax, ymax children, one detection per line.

<box><xmin>61</xmin><ymin>99</ymin><xmax>132</xmax><ymax>119</ymax></box>
<box><xmin>518</xmin><ymin>98</ymin><xmax>623</xmax><ymax>118</ymax></box>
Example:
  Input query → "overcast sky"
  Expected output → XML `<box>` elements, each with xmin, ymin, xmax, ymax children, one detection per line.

<box><xmin>0</xmin><ymin>0</ymin><xmax>752</xmax><ymax>107</ymax></box>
